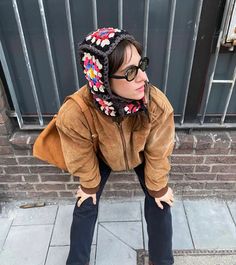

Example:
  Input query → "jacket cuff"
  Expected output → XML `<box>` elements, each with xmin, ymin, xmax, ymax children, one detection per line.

<box><xmin>80</xmin><ymin>184</ymin><xmax>100</xmax><ymax>194</ymax></box>
<box><xmin>148</xmin><ymin>185</ymin><xmax>168</xmax><ymax>198</ymax></box>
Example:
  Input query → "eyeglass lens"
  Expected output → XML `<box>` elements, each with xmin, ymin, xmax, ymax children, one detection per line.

<box><xmin>126</xmin><ymin>57</ymin><xmax>149</xmax><ymax>81</ymax></box>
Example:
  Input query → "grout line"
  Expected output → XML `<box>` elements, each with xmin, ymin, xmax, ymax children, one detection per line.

<box><xmin>99</xmin><ymin>222</ymin><xmax>138</xmax><ymax>251</ymax></box>
<box><xmin>139</xmin><ymin>200</ymin><xmax>146</xmax><ymax>250</ymax></box>
<box><xmin>93</xmin><ymin>220</ymin><xmax>99</xmax><ymax>265</ymax></box>
<box><xmin>43</xmin><ymin>205</ymin><xmax>59</xmax><ymax>265</ymax></box>
<box><xmin>1</xmin><ymin>218</ymin><xmax>14</xmax><ymax>250</ymax></box>
<box><xmin>182</xmin><ymin>200</ymin><xmax>196</xmax><ymax>250</ymax></box>
<box><xmin>225</xmin><ymin>201</ymin><xmax>236</xmax><ymax>228</ymax></box>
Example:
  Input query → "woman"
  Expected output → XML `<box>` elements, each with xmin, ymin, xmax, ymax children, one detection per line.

<box><xmin>56</xmin><ymin>27</ymin><xmax>175</xmax><ymax>265</ymax></box>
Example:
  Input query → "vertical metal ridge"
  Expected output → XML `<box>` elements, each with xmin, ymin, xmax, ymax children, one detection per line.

<box><xmin>65</xmin><ymin>0</ymin><xmax>80</xmax><ymax>90</ymax></box>
<box><xmin>118</xmin><ymin>0</ymin><xmax>123</xmax><ymax>29</ymax></box>
<box><xmin>12</xmin><ymin>0</ymin><xmax>44</xmax><ymax>126</ymax></box>
<box><xmin>38</xmin><ymin>0</ymin><xmax>61</xmax><ymax>109</ymax></box>
<box><xmin>200</xmin><ymin>0</ymin><xmax>231</xmax><ymax>125</ymax></box>
<box><xmin>221</xmin><ymin>63</ymin><xmax>236</xmax><ymax>124</ymax></box>
<box><xmin>0</xmin><ymin>40</ymin><xmax>24</xmax><ymax>128</ymax></box>
<box><xmin>143</xmin><ymin>0</ymin><xmax>150</xmax><ymax>57</ymax></box>
<box><xmin>163</xmin><ymin>0</ymin><xmax>176</xmax><ymax>95</ymax></box>
<box><xmin>92</xmin><ymin>0</ymin><xmax>98</xmax><ymax>30</ymax></box>
<box><xmin>180</xmin><ymin>0</ymin><xmax>203</xmax><ymax>125</ymax></box>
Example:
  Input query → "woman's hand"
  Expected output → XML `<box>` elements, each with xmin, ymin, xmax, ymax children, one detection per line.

<box><xmin>155</xmin><ymin>187</ymin><xmax>174</xmax><ymax>210</ymax></box>
<box><xmin>75</xmin><ymin>185</ymin><xmax>97</xmax><ymax>207</ymax></box>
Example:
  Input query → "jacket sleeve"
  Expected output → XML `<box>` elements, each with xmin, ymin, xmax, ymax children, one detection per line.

<box><xmin>144</xmin><ymin>96</ymin><xmax>175</xmax><ymax>198</ymax></box>
<box><xmin>56</xmin><ymin>101</ymin><xmax>100</xmax><ymax>194</ymax></box>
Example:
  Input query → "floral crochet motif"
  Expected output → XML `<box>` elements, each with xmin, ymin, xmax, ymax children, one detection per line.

<box><xmin>94</xmin><ymin>96</ymin><xmax>116</xmax><ymax>116</ymax></box>
<box><xmin>124</xmin><ymin>102</ymin><xmax>142</xmax><ymax>114</ymax></box>
<box><xmin>82</xmin><ymin>52</ymin><xmax>105</xmax><ymax>93</ymax></box>
<box><xmin>86</xmin><ymin>28</ymin><xmax>121</xmax><ymax>47</ymax></box>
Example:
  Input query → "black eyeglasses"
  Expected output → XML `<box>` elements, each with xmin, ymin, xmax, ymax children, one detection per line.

<box><xmin>109</xmin><ymin>57</ymin><xmax>149</xmax><ymax>82</ymax></box>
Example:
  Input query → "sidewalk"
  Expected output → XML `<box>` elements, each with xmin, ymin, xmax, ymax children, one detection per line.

<box><xmin>0</xmin><ymin>197</ymin><xmax>235</xmax><ymax>265</ymax></box>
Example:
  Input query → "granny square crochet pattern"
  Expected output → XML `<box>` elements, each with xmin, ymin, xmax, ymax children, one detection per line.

<box><xmin>78</xmin><ymin>27</ymin><xmax>147</xmax><ymax>117</ymax></box>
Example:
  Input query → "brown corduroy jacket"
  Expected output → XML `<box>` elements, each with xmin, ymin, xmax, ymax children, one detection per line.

<box><xmin>56</xmin><ymin>84</ymin><xmax>175</xmax><ymax>198</ymax></box>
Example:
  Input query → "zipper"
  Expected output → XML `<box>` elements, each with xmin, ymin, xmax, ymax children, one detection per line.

<box><xmin>116</xmin><ymin>122</ymin><xmax>129</xmax><ymax>170</ymax></box>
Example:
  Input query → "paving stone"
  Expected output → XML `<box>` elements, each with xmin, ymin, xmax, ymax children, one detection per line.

<box><xmin>45</xmin><ymin>246</ymin><xmax>70</xmax><ymax>265</ymax></box>
<box><xmin>45</xmin><ymin>244</ymin><xmax>95</xmax><ymax>265</ymax></box>
<box><xmin>96</xmin><ymin>224</ymin><xmax>137</xmax><ymax>265</ymax></box>
<box><xmin>98</xmin><ymin>201</ymin><xmax>141</xmax><ymax>222</ymax></box>
<box><xmin>101</xmin><ymin>221</ymin><xmax>143</xmax><ymax>249</ymax></box>
<box><xmin>184</xmin><ymin>199</ymin><xmax>236</xmax><ymax>249</ymax></box>
<box><xmin>51</xmin><ymin>204</ymin><xmax>98</xmax><ymax>246</ymax></box>
<box><xmin>227</xmin><ymin>201</ymin><xmax>236</xmax><ymax>224</ymax></box>
<box><xmin>172</xmin><ymin>201</ymin><xmax>193</xmax><ymax>250</ymax></box>
<box><xmin>12</xmin><ymin>205</ymin><xmax>58</xmax><ymax>225</ymax></box>
<box><xmin>0</xmin><ymin>218</ymin><xmax>12</xmax><ymax>249</ymax></box>
<box><xmin>0</xmin><ymin>225</ymin><xmax>53</xmax><ymax>265</ymax></box>
<box><xmin>51</xmin><ymin>205</ymin><xmax>73</xmax><ymax>245</ymax></box>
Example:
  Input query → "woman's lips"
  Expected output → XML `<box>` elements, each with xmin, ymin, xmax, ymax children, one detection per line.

<box><xmin>136</xmin><ymin>85</ymin><xmax>145</xmax><ymax>92</ymax></box>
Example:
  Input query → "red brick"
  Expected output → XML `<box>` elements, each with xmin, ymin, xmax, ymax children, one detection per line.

<box><xmin>14</xmin><ymin>149</ymin><xmax>29</xmax><ymax>156</ymax></box>
<box><xmin>35</xmin><ymin>184</ymin><xmax>65</xmax><ymax>191</ymax></box>
<box><xmin>29</xmin><ymin>166</ymin><xmax>62</xmax><ymax>174</ymax></box>
<box><xmin>0</xmin><ymin>136</ymin><xmax>9</xmax><ymax>145</ymax></box>
<box><xmin>205</xmin><ymin>182</ymin><xmax>235</xmax><ymax>190</ymax></box>
<box><xmin>171</xmin><ymin>165</ymin><xmax>195</xmax><ymax>173</ymax></box>
<box><xmin>212</xmin><ymin>165</ymin><xmax>236</xmax><ymax>173</ymax></box>
<box><xmin>169</xmin><ymin>174</ymin><xmax>184</xmax><ymax>181</ymax></box>
<box><xmin>27</xmin><ymin>191</ymin><xmax>58</xmax><ymax>197</ymax></box>
<box><xmin>212</xmin><ymin>132</ymin><xmax>231</xmax><ymax>149</ymax></box>
<box><xmin>174</xmin><ymin>182</ymin><xmax>205</xmax><ymax>189</ymax></box>
<box><xmin>0</xmin><ymin>111</ymin><xmax>9</xmax><ymax>124</ymax></box>
<box><xmin>196</xmin><ymin>148</ymin><xmax>230</xmax><ymax>155</ymax></box>
<box><xmin>59</xmin><ymin>191</ymin><xmax>74</xmax><ymax>197</ymax></box>
<box><xmin>217</xmin><ymin>174</ymin><xmax>236</xmax><ymax>181</ymax></box>
<box><xmin>67</xmin><ymin>184</ymin><xmax>80</xmax><ymax>190</ymax></box>
<box><xmin>0</xmin><ymin>119</ymin><xmax>13</xmax><ymax>135</ymax></box>
<box><xmin>4</xmin><ymin>166</ymin><xmax>30</xmax><ymax>174</ymax></box>
<box><xmin>0</xmin><ymin>184</ymin><xmax>9</xmax><ymax>190</ymax></box>
<box><xmin>184</xmin><ymin>173</ymin><xmax>216</xmax><ymax>181</ymax></box>
<box><xmin>173</xmin><ymin>149</ymin><xmax>193</xmax><ymax>154</ymax></box>
<box><xmin>9</xmin><ymin>132</ymin><xmax>31</xmax><ymax>149</ymax></box>
<box><xmin>0</xmin><ymin>157</ymin><xmax>17</xmax><ymax>165</ymax></box>
<box><xmin>195</xmin><ymin>165</ymin><xmax>211</xmax><ymax>172</ymax></box>
<box><xmin>176</xmin><ymin>133</ymin><xmax>195</xmax><ymax>149</ymax></box>
<box><xmin>114</xmin><ymin>182</ymin><xmax>141</xmax><ymax>190</ymax></box>
<box><xmin>23</xmin><ymin>175</ymin><xmax>39</xmax><ymax>182</ymax></box>
<box><xmin>0</xmin><ymin>175</ymin><xmax>22</xmax><ymax>182</ymax></box>
<box><xmin>0</xmin><ymin>146</ymin><xmax>14</xmax><ymax>155</ymax></box>
<box><xmin>8</xmin><ymin>183</ymin><xmax>35</xmax><ymax>191</ymax></box>
<box><xmin>195</xmin><ymin>134</ymin><xmax>213</xmax><ymax>150</ymax></box>
<box><xmin>0</xmin><ymin>191</ymin><xmax>27</xmax><ymax>199</ymax></box>
<box><xmin>171</xmin><ymin>156</ymin><xmax>204</xmax><ymax>164</ymax></box>
<box><xmin>102</xmin><ymin>190</ymin><xmax>133</xmax><ymax>198</ymax></box>
<box><xmin>17</xmin><ymin>156</ymin><xmax>47</xmax><ymax>165</ymax></box>
<box><xmin>205</xmin><ymin>156</ymin><xmax>236</xmax><ymax>164</ymax></box>
<box><xmin>109</xmin><ymin>173</ymin><xmax>136</xmax><ymax>182</ymax></box>
<box><xmin>40</xmin><ymin>174</ymin><xmax>71</xmax><ymax>182</ymax></box>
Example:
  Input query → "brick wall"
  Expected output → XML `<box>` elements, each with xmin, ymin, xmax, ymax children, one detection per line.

<box><xmin>0</xmin><ymin>81</ymin><xmax>236</xmax><ymax>201</ymax></box>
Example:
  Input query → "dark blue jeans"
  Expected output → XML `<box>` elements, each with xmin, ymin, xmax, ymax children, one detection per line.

<box><xmin>66</xmin><ymin>159</ymin><xmax>174</xmax><ymax>265</ymax></box>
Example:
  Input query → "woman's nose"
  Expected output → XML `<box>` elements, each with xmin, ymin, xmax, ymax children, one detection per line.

<box><xmin>135</xmin><ymin>68</ymin><xmax>147</xmax><ymax>82</ymax></box>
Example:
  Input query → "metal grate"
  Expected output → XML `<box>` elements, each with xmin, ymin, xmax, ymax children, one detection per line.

<box><xmin>0</xmin><ymin>0</ymin><xmax>235</xmax><ymax>129</ymax></box>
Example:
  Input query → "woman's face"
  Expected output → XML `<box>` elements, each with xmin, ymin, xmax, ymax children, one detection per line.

<box><xmin>109</xmin><ymin>44</ymin><xmax>148</xmax><ymax>100</ymax></box>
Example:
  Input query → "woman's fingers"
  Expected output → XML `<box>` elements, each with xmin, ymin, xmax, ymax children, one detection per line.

<box><xmin>77</xmin><ymin>197</ymin><xmax>85</xmax><ymax>207</ymax></box>
<box><xmin>155</xmin><ymin>198</ymin><xmax>164</xmax><ymax>210</ymax></box>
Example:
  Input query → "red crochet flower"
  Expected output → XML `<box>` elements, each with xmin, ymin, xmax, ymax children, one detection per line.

<box><xmin>94</xmin><ymin>95</ymin><xmax>116</xmax><ymax>116</ymax></box>
<box><xmin>124</xmin><ymin>102</ymin><xmax>141</xmax><ymax>114</ymax></box>
<box><xmin>86</xmin><ymin>28</ymin><xmax>121</xmax><ymax>47</ymax></box>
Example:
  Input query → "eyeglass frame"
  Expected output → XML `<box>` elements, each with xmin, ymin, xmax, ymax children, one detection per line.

<box><xmin>109</xmin><ymin>57</ymin><xmax>149</xmax><ymax>82</ymax></box>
